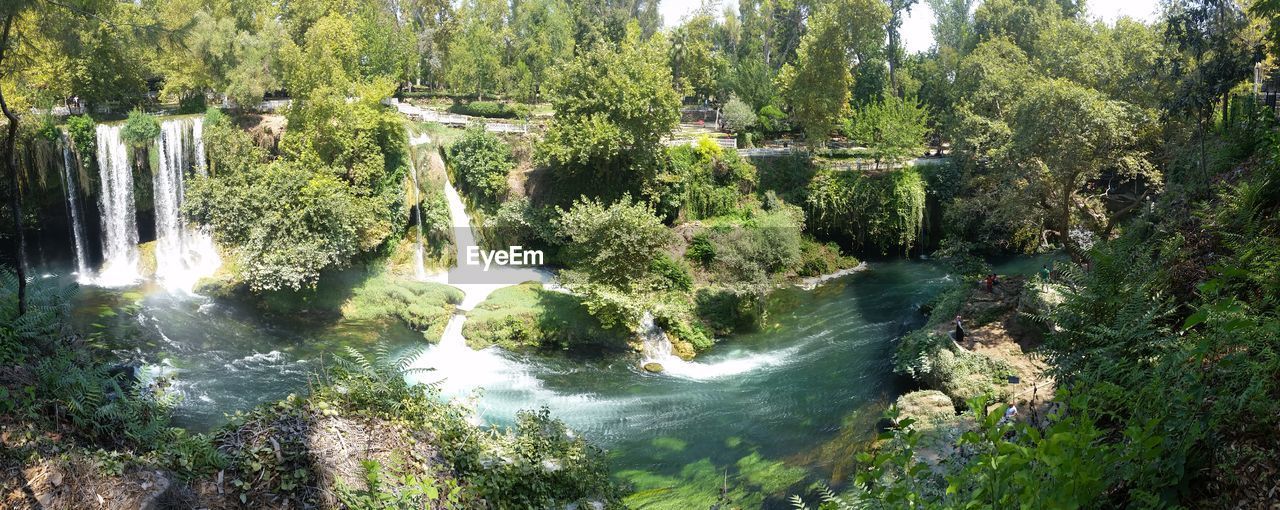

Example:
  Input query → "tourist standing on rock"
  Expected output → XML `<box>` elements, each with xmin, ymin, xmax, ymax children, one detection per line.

<box><xmin>954</xmin><ymin>315</ymin><xmax>965</xmax><ymax>343</ymax></box>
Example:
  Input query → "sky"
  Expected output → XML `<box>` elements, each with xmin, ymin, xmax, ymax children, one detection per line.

<box><xmin>659</xmin><ymin>0</ymin><xmax>1163</xmax><ymax>53</ymax></box>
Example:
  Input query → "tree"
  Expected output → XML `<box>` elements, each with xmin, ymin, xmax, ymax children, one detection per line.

<box><xmin>886</xmin><ymin>0</ymin><xmax>920</xmax><ymax>97</ymax></box>
<box><xmin>2</xmin><ymin>0</ymin><xmax>124</xmax><ymax>316</ymax></box>
<box><xmin>448</xmin><ymin>126</ymin><xmax>513</xmax><ymax>204</ymax></box>
<box><xmin>721</xmin><ymin>96</ymin><xmax>758</xmax><ymax>133</ymax></box>
<box><xmin>1006</xmin><ymin>79</ymin><xmax>1156</xmax><ymax>260</ymax></box>
<box><xmin>555</xmin><ymin>195</ymin><xmax>672</xmax><ymax>288</ymax></box>
<box><xmin>669</xmin><ymin>11</ymin><xmax>726</xmax><ymax>102</ymax></box>
<box><xmin>538</xmin><ymin>23</ymin><xmax>679</xmax><ymax>196</ymax></box>
<box><xmin>510</xmin><ymin>0</ymin><xmax>574</xmax><ymax>102</ymax></box>
<box><xmin>844</xmin><ymin>96</ymin><xmax>929</xmax><ymax>167</ymax></box>
<box><xmin>446</xmin><ymin>0</ymin><xmax>509</xmax><ymax>98</ymax></box>
<box><xmin>778</xmin><ymin>0</ymin><xmax>890</xmax><ymax>145</ymax></box>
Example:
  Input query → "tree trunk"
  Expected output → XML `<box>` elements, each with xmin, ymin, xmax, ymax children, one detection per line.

<box><xmin>0</xmin><ymin>13</ymin><xmax>27</xmax><ymax>316</ymax></box>
<box><xmin>1059</xmin><ymin>188</ymin><xmax>1084</xmax><ymax>263</ymax></box>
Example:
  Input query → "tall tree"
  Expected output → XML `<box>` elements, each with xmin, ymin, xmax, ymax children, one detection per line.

<box><xmin>886</xmin><ymin>0</ymin><xmax>920</xmax><ymax>97</ymax></box>
<box><xmin>778</xmin><ymin>0</ymin><xmax>890</xmax><ymax>144</ymax></box>
<box><xmin>446</xmin><ymin>0</ymin><xmax>509</xmax><ymax>98</ymax></box>
<box><xmin>539</xmin><ymin>22</ymin><xmax>679</xmax><ymax>197</ymax></box>
<box><xmin>669</xmin><ymin>10</ymin><xmax>726</xmax><ymax>102</ymax></box>
<box><xmin>511</xmin><ymin>0</ymin><xmax>574</xmax><ymax>101</ymax></box>
<box><xmin>1006</xmin><ymin>79</ymin><xmax>1156</xmax><ymax>260</ymax></box>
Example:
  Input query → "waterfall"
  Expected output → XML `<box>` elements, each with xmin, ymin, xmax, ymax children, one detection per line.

<box><xmin>153</xmin><ymin>118</ymin><xmax>220</xmax><ymax>292</ymax></box>
<box><xmin>408</xmin><ymin>141</ymin><xmax>428</xmax><ymax>281</ymax></box>
<box><xmin>60</xmin><ymin>135</ymin><xmax>90</xmax><ymax>280</ymax></box>
<box><xmin>93</xmin><ymin>124</ymin><xmax>141</xmax><ymax>287</ymax></box>
<box><xmin>637</xmin><ymin>312</ymin><xmax>678</xmax><ymax>372</ymax></box>
<box><xmin>636</xmin><ymin>311</ymin><xmax>790</xmax><ymax>379</ymax></box>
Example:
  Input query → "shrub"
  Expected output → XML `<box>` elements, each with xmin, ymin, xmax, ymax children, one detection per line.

<box><xmin>722</xmin><ymin>96</ymin><xmax>757</xmax><ymax>133</ymax></box>
<box><xmin>449</xmin><ymin>101</ymin><xmax>528</xmax><ymax>119</ymax></box>
<box><xmin>448</xmin><ymin>126</ymin><xmax>514</xmax><ymax>204</ymax></box>
<box><xmin>65</xmin><ymin>115</ymin><xmax>97</xmax><ymax>168</ymax></box>
<box><xmin>555</xmin><ymin>195</ymin><xmax>673</xmax><ymax>288</ymax></box>
<box><xmin>120</xmin><ymin>108</ymin><xmax>160</xmax><ymax>149</ymax></box>
<box><xmin>650</xmin><ymin>254</ymin><xmax>693</xmax><ymax>291</ymax></box>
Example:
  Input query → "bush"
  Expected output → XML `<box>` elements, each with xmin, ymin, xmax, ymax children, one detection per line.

<box><xmin>448</xmin><ymin>126</ymin><xmax>514</xmax><ymax>204</ymax></box>
<box><xmin>555</xmin><ymin>195</ymin><xmax>673</xmax><ymax>289</ymax></box>
<box><xmin>463</xmin><ymin>282</ymin><xmax>625</xmax><ymax>351</ymax></box>
<box><xmin>449</xmin><ymin>101</ymin><xmax>528</xmax><ymax>119</ymax></box>
<box><xmin>650</xmin><ymin>254</ymin><xmax>693</xmax><ymax>291</ymax></box>
<box><xmin>721</xmin><ymin>96</ymin><xmax>757</xmax><ymax>133</ymax></box>
<box><xmin>805</xmin><ymin>167</ymin><xmax>927</xmax><ymax>254</ymax></box>
<box><xmin>65</xmin><ymin>115</ymin><xmax>97</xmax><ymax>167</ymax></box>
<box><xmin>120</xmin><ymin>108</ymin><xmax>160</xmax><ymax>149</ymax></box>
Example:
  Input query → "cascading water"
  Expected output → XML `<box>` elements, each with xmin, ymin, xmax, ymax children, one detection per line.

<box><xmin>407</xmin><ymin>139</ymin><xmax>428</xmax><ymax>281</ymax></box>
<box><xmin>637</xmin><ymin>311</ymin><xmax>792</xmax><ymax>379</ymax></box>
<box><xmin>153</xmin><ymin>118</ymin><xmax>220</xmax><ymax>292</ymax></box>
<box><xmin>94</xmin><ymin>124</ymin><xmax>141</xmax><ymax>287</ymax></box>
<box><xmin>60</xmin><ymin>134</ymin><xmax>90</xmax><ymax>280</ymax></box>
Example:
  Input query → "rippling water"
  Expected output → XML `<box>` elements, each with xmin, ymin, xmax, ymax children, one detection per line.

<box><xmin>66</xmin><ymin>257</ymin><xmax>1049</xmax><ymax>505</ymax></box>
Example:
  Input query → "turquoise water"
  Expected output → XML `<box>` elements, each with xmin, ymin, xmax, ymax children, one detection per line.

<box><xmin>66</xmin><ymin>257</ymin><xmax>1047</xmax><ymax>505</ymax></box>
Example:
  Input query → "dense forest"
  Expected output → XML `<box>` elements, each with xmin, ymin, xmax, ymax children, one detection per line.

<box><xmin>2</xmin><ymin>0</ymin><xmax>1280</xmax><ymax>507</ymax></box>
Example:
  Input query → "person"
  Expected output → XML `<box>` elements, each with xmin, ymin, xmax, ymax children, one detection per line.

<box><xmin>953</xmin><ymin>315</ymin><xmax>965</xmax><ymax>343</ymax></box>
<box><xmin>1004</xmin><ymin>404</ymin><xmax>1018</xmax><ymax>420</ymax></box>
<box><xmin>1040</xmin><ymin>264</ymin><xmax>1051</xmax><ymax>282</ymax></box>
<box><xmin>984</xmin><ymin>274</ymin><xmax>995</xmax><ymax>292</ymax></box>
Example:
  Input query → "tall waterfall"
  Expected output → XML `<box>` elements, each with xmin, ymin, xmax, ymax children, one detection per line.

<box><xmin>60</xmin><ymin>135</ymin><xmax>90</xmax><ymax>280</ymax></box>
<box><xmin>94</xmin><ymin>124</ymin><xmax>141</xmax><ymax>287</ymax></box>
<box><xmin>407</xmin><ymin>141</ymin><xmax>428</xmax><ymax>281</ymax></box>
<box><xmin>153</xmin><ymin>118</ymin><xmax>220</xmax><ymax>292</ymax></box>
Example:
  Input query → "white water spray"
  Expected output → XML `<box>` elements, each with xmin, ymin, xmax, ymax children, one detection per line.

<box><xmin>153</xmin><ymin>117</ymin><xmax>220</xmax><ymax>292</ymax></box>
<box><xmin>93</xmin><ymin>124</ymin><xmax>141</xmax><ymax>287</ymax></box>
<box><xmin>60</xmin><ymin>134</ymin><xmax>90</xmax><ymax>280</ymax></box>
<box><xmin>407</xmin><ymin>137</ymin><xmax>428</xmax><ymax>281</ymax></box>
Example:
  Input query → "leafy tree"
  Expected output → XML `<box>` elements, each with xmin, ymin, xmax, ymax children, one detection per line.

<box><xmin>446</xmin><ymin>0</ymin><xmax>509</xmax><ymax>98</ymax></box>
<box><xmin>1005</xmin><ymin>79</ymin><xmax>1156</xmax><ymax>260</ymax></box>
<box><xmin>778</xmin><ymin>0</ymin><xmax>890</xmax><ymax>145</ymax></box>
<box><xmin>555</xmin><ymin>195</ymin><xmax>672</xmax><ymax>289</ymax></box>
<box><xmin>448</xmin><ymin>126</ymin><xmax>514</xmax><ymax>204</ymax></box>
<box><xmin>843</xmin><ymin>96</ymin><xmax>929</xmax><ymax>167</ymax></box>
<box><xmin>669</xmin><ymin>11</ymin><xmax>726</xmax><ymax>102</ymax></box>
<box><xmin>510</xmin><ymin>0</ymin><xmax>574</xmax><ymax>101</ymax></box>
<box><xmin>120</xmin><ymin>108</ymin><xmax>161</xmax><ymax>149</ymax></box>
<box><xmin>721</xmin><ymin>95</ymin><xmax>758</xmax><ymax>133</ymax></box>
<box><xmin>886</xmin><ymin>0</ymin><xmax>921</xmax><ymax>97</ymax></box>
<box><xmin>538</xmin><ymin>23</ymin><xmax>679</xmax><ymax>197</ymax></box>
<box><xmin>280</xmin><ymin>13</ymin><xmax>361</xmax><ymax>98</ymax></box>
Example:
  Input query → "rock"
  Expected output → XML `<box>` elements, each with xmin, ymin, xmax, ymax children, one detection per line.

<box><xmin>642</xmin><ymin>362</ymin><xmax>664</xmax><ymax>373</ymax></box>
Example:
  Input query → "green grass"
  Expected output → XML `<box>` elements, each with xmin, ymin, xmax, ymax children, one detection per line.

<box><xmin>341</xmin><ymin>277</ymin><xmax>463</xmax><ymax>342</ymax></box>
<box><xmin>463</xmin><ymin>282</ymin><xmax>626</xmax><ymax>351</ymax></box>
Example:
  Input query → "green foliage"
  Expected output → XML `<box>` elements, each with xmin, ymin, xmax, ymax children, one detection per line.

<box><xmin>555</xmin><ymin>195</ymin><xmax>673</xmax><ymax>289</ymax></box>
<box><xmin>340</xmin><ymin>278</ymin><xmax>463</xmax><ymax>341</ymax></box>
<box><xmin>659</xmin><ymin>138</ymin><xmax>758</xmax><ymax>220</ymax></box>
<box><xmin>538</xmin><ymin>23</ymin><xmax>680</xmax><ymax>197</ymax></box>
<box><xmin>449</xmin><ymin>100</ymin><xmax>529</xmax><ymax>119</ymax></box>
<box><xmin>64</xmin><ymin>115</ymin><xmax>97</xmax><ymax>166</ymax></box>
<box><xmin>842</xmin><ymin>96</ymin><xmax>929</xmax><ymax>164</ymax></box>
<box><xmin>463</xmin><ymin>282</ymin><xmax>625</xmax><ymax>351</ymax></box>
<box><xmin>336</xmin><ymin>458</ymin><xmax>467</xmax><ymax>509</ymax></box>
<box><xmin>120</xmin><ymin>108</ymin><xmax>160</xmax><ymax>149</ymax></box>
<box><xmin>721</xmin><ymin>95</ymin><xmax>758</xmax><ymax>133</ymax></box>
<box><xmin>778</xmin><ymin>0</ymin><xmax>890</xmax><ymax>145</ymax></box>
<box><xmin>187</xmin><ymin>90</ymin><xmax>408</xmax><ymax>292</ymax></box>
<box><xmin>805</xmin><ymin>167</ymin><xmax>927</xmax><ymax>254</ymax></box>
<box><xmin>448</xmin><ymin>126</ymin><xmax>515</xmax><ymax>204</ymax></box>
